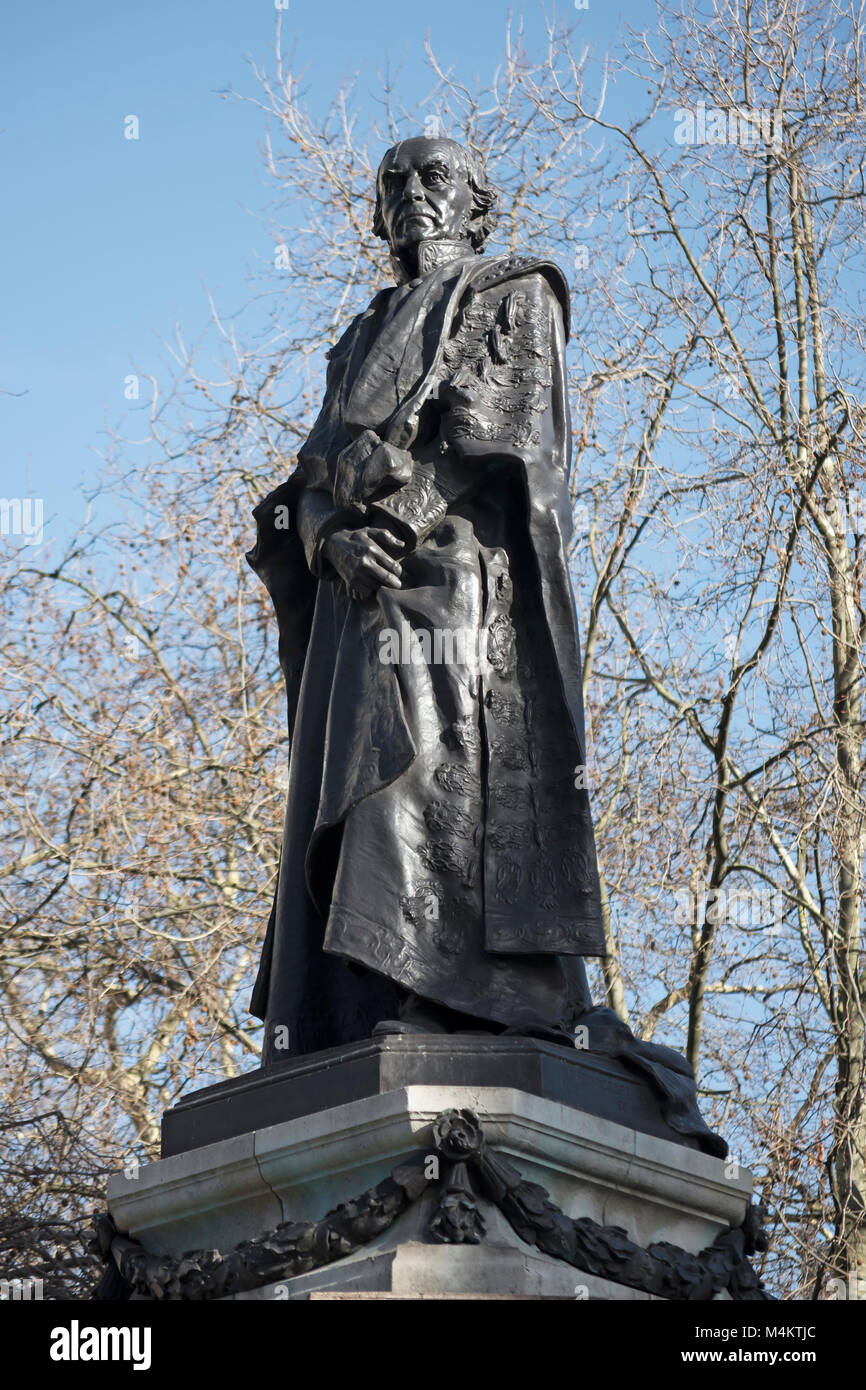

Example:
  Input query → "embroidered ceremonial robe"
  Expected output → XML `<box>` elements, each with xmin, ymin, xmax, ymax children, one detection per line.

<box><xmin>247</xmin><ymin>245</ymin><xmax>607</xmax><ymax>1061</ymax></box>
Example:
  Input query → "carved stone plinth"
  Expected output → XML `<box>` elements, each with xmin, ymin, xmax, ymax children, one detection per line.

<box><xmin>105</xmin><ymin>1059</ymin><xmax>757</xmax><ymax>1301</ymax></box>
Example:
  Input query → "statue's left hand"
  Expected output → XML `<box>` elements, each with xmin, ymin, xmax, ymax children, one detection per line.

<box><xmin>321</xmin><ymin>524</ymin><xmax>405</xmax><ymax>599</ymax></box>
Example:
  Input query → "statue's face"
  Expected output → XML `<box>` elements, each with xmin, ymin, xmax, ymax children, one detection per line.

<box><xmin>377</xmin><ymin>138</ymin><xmax>474</xmax><ymax>256</ymax></box>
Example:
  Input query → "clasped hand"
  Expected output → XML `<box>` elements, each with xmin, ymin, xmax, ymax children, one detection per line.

<box><xmin>321</xmin><ymin>525</ymin><xmax>405</xmax><ymax>600</ymax></box>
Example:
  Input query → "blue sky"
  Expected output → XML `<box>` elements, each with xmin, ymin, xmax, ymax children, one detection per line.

<box><xmin>2</xmin><ymin>1</ymin><xmax>632</xmax><ymax>539</ymax></box>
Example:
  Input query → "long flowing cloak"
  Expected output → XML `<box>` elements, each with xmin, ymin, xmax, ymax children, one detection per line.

<box><xmin>247</xmin><ymin>249</ymin><xmax>607</xmax><ymax>1061</ymax></box>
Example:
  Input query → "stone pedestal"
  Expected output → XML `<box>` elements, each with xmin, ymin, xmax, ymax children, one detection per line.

<box><xmin>107</xmin><ymin>1046</ymin><xmax>752</xmax><ymax>1300</ymax></box>
<box><xmin>159</xmin><ymin>1036</ymin><xmax>711</xmax><ymax>1158</ymax></box>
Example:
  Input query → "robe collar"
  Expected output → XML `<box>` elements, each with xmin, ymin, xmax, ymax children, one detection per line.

<box><xmin>389</xmin><ymin>237</ymin><xmax>476</xmax><ymax>285</ymax></box>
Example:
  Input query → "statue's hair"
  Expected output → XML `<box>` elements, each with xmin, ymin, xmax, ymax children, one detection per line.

<box><xmin>372</xmin><ymin>138</ymin><xmax>498</xmax><ymax>251</ymax></box>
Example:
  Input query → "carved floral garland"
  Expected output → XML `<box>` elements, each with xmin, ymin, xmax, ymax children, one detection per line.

<box><xmin>92</xmin><ymin>1109</ymin><xmax>771</xmax><ymax>1301</ymax></box>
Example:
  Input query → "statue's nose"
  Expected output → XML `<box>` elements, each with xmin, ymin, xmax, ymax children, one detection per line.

<box><xmin>403</xmin><ymin>170</ymin><xmax>425</xmax><ymax>200</ymax></box>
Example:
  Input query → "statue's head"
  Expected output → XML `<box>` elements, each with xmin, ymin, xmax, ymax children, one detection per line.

<box><xmin>372</xmin><ymin>137</ymin><xmax>498</xmax><ymax>269</ymax></box>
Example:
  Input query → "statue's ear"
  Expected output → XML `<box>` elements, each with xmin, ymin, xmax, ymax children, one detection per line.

<box><xmin>467</xmin><ymin>209</ymin><xmax>487</xmax><ymax>250</ymax></box>
<box><xmin>372</xmin><ymin>195</ymin><xmax>387</xmax><ymax>241</ymax></box>
<box><xmin>466</xmin><ymin>193</ymin><xmax>495</xmax><ymax>250</ymax></box>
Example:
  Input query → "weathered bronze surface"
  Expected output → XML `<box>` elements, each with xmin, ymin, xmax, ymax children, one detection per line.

<box><xmin>248</xmin><ymin>137</ymin><xmax>607</xmax><ymax>1057</ymax></box>
<box><xmin>245</xmin><ymin>138</ymin><xmax>722</xmax><ymax>1166</ymax></box>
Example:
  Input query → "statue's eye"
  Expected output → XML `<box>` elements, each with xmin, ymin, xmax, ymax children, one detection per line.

<box><xmin>425</xmin><ymin>170</ymin><xmax>447</xmax><ymax>186</ymax></box>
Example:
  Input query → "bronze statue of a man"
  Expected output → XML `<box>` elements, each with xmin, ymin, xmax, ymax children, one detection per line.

<box><xmin>248</xmin><ymin>136</ymin><xmax>608</xmax><ymax>1060</ymax></box>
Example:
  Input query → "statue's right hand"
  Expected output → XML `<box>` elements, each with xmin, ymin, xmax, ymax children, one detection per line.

<box><xmin>321</xmin><ymin>526</ymin><xmax>404</xmax><ymax>597</ymax></box>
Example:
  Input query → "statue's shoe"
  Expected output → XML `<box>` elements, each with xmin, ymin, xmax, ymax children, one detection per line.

<box><xmin>373</xmin><ymin>991</ymin><xmax>503</xmax><ymax>1038</ymax></box>
<box><xmin>371</xmin><ymin>1018</ymin><xmax>443</xmax><ymax>1037</ymax></box>
<box><xmin>372</xmin><ymin>1014</ymin><xmax>498</xmax><ymax>1040</ymax></box>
